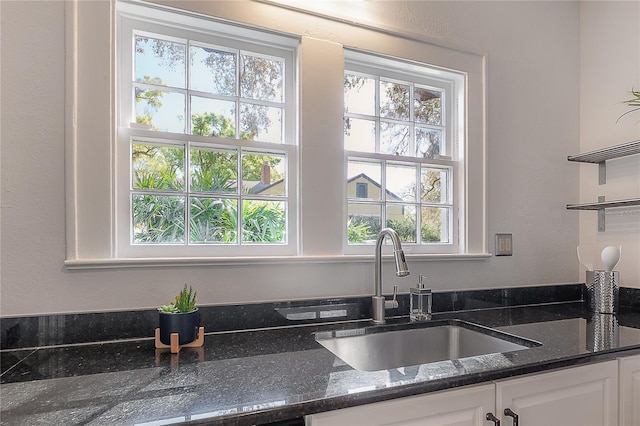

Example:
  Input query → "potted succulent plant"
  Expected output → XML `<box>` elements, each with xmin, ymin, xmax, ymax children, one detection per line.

<box><xmin>158</xmin><ymin>284</ymin><xmax>200</xmax><ymax>346</ymax></box>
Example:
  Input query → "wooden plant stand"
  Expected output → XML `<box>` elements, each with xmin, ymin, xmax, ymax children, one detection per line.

<box><xmin>154</xmin><ymin>327</ymin><xmax>205</xmax><ymax>354</ymax></box>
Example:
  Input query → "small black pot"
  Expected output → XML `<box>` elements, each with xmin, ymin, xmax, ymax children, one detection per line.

<box><xmin>158</xmin><ymin>309</ymin><xmax>200</xmax><ymax>345</ymax></box>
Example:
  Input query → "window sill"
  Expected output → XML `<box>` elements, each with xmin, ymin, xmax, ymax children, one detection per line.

<box><xmin>64</xmin><ymin>253</ymin><xmax>492</xmax><ymax>270</ymax></box>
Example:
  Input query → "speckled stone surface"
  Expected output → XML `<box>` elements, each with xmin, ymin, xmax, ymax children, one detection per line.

<box><xmin>0</xmin><ymin>284</ymin><xmax>585</xmax><ymax>349</ymax></box>
<box><xmin>1</xmin><ymin>286</ymin><xmax>640</xmax><ymax>425</ymax></box>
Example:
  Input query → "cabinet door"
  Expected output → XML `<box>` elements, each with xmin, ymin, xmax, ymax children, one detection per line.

<box><xmin>306</xmin><ymin>383</ymin><xmax>494</xmax><ymax>426</ymax></box>
<box><xmin>619</xmin><ymin>354</ymin><xmax>640</xmax><ymax>426</ymax></box>
<box><xmin>496</xmin><ymin>360</ymin><xmax>618</xmax><ymax>426</ymax></box>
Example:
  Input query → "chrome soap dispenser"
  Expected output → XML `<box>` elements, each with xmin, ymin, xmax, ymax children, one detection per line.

<box><xmin>410</xmin><ymin>275</ymin><xmax>432</xmax><ymax>322</ymax></box>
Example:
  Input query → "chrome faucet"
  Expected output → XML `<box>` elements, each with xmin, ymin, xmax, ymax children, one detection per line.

<box><xmin>372</xmin><ymin>228</ymin><xmax>410</xmax><ymax>325</ymax></box>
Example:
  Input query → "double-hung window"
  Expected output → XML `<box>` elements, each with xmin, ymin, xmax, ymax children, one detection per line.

<box><xmin>117</xmin><ymin>5</ymin><xmax>298</xmax><ymax>257</ymax></box>
<box><xmin>344</xmin><ymin>50</ymin><xmax>464</xmax><ymax>254</ymax></box>
<box><xmin>100</xmin><ymin>1</ymin><xmax>481</xmax><ymax>265</ymax></box>
<box><xmin>66</xmin><ymin>1</ymin><xmax>484</xmax><ymax>267</ymax></box>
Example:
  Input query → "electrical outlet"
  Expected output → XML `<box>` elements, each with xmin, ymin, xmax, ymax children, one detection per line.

<box><xmin>495</xmin><ymin>233</ymin><xmax>513</xmax><ymax>256</ymax></box>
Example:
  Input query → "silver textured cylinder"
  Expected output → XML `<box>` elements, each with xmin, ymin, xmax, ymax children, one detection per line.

<box><xmin>586</xmin><ymin>270</ymin><xmax>619</xmax><ymax>314</ymax></box>
<box><xmin>587</xmin><ymin>313</ymin><xmax>619</xmax><ymax>351</ymax></box>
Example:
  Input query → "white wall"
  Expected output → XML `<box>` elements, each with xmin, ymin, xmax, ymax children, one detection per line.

<box><xmin>579</xmin><ymin>2</ymin><xmax>640</xmax><ymax>288</ymax></box>
<box><xmin>1</xmin><ymin>1</ymin><xmax>585</xmax><ymax>316</ymax></box>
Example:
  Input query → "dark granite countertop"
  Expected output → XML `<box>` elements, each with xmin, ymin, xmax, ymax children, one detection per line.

<box><xmin>2</xmin><ymin>286</ymin><xmax>640</xmax><ymax>425</ymax></box>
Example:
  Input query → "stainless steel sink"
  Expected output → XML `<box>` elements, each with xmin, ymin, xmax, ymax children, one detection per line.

<box><xmin>315</xmin><ymin>319</ymin><xmax>541</xmax><ymax>371</ymax></box>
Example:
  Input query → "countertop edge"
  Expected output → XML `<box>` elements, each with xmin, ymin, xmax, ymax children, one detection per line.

<box><xmin>204</xmin><ymin>346</ymin><xmax>640</xmax><ymax>426</ymax></box>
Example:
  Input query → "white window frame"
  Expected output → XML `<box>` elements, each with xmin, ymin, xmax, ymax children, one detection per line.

<box><xmin>343</xmin><ymin>50</ymin><xmax>465</xmax><ymax>255</ymax></box>
<box><xmin>64</xmin><ymin>0</ymin><xmax>486</xmax><ymax>268</ymax></box>
<box><xmin>116</xmin><ymin>3</ymin><xmax>299</xmax><ymax>258</ymax></box>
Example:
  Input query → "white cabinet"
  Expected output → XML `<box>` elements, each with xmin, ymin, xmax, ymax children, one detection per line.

<box><xmin>495</xmin><ymin>360</ymin><xmax>618</xmax><ymax>426</ymax></box>
<box><xmin>306</xmin><ymin>383</ymin><xmax>495</xmax><ymax>426</ymax></box>
<box><xmin>619</xmin><ymin>354</ymin><xmax>640</xmax><ymax>426</ymax></box>
<box><xmin>306</xmin><ymin>360</ymin><xmax>619</xmax><ymax>426</ymax></box>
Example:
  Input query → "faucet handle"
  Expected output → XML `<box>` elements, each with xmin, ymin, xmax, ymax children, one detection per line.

<box><xmin>385</xmin><ymin>285</ymin><xmax>399</xmax><ymax>310</ymax></box>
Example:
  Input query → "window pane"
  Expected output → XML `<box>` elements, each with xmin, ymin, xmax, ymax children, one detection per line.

<box><xmin>240</xmin><ymin>54</ymin><xmax>283</xmax><ymax>102</ymax></box>
<box><xmin>240</xmin><ymin>103</ymin><xmax>282</xmax><ymax>143</ymax></box>
<box><xmin>132</xmin><ymin>194</ymin><xmax>185</xmax><ymax>243</ymax></box>
<box><xmin>414</xmin><ymin>87</ymin><xmax>442</xmax><ymax>125</ymax></box>
<box><xmin>344</xmin><ymin>73</ymin><xmax>375</xmax><ymax>115</ymax></box>
<box><xmin>347</xmin><ymin>203</ymin><xmax>381</xmax><ymax>243</ymax></box>
<box><xmin>421</xmin><ymin>206</ymin><xmax>450</xmax><ymax>243</ymax></box>
<box><xmin>242</xmin><ymin>200</ymin><xmax>286</xmax><ymax>243</ymax></box>
<box><xmin>242</xmin><ymin>153</ymin><xmax>286</xmax><ymax>196</ymax></box>
<box><xmin>134</xmin><ymin>87</ymin><xmax>185</xmax><ymax>133</ymax></box>
<box><xmin>355</xmin><ymin>182</ymin><xmax>368</xmax><ymax>199</ymax></box>
<box><xmin>190</xmin><ymin>147</ymin><xmax>238</xmax><ymax>193</ymax></box>
<box><xmin>190</xmin><ymin>197</ymin><xmax>237</xmax><ymax>243</ymax></box>
<box><xmin>386</xmin><ymin>163</ymin><xmax>416</xmax><ymax>202</ymax></box>
<box><xmin>190</xmin><ymin>96</ymin><xmax>236</xmax><ymax>137</ymax></box>
<box><xmin>380</xmin><ymin>80</ymin><xmax>410</xmax><ymax>120</ymax></box>
<box><xmin>421</xmin><ymin>167</ymin><xmax>448</xmax><ymax>203</ymax></box>
<box><xmin>132</xmin><ymin>142</ymin><xmax>184</xmax><ymax>190</ymax></box>
<box><xmin>348</xmin><ymin>160</ymin><xmax>381</xmax><ymax>201</ymax></box>
<box><xmin>387</xmin><ymin>204</ymin><xmax>416</xmax><ymax>243</ymax></box>
<box><xmin>344</xmin><ymin>118</ymin><xmax>376</xmax><ymax>153</ymax></box>
<box><xmin>190</xmin><ymin>45</ymin><xmax>236</xmax><ymax>96</ymax></box>
<box><xmin>344</xmin><ymin>53</ymin><xmax>458</xmax><ymax>251</ymax></box>
<box><xmin>135</xmin><ymin>36</ymin><xmax>186</xmax><ymax>88</ymax></box>
<box><xmin>416</xmin><ymin>127</ymin><xmax>441</xmax><ymax>159</ymax></box>
<box><xmin>380</xmin><ymin>121</ymin><xmax>410</xmax><ymax>156</ymax></box>
<box><xmin>125</xmin><ymin>19</ymin><xmax>295</xmax><ymax>253</ymax></box>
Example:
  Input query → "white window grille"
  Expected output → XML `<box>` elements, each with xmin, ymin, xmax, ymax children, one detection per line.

<box><xmin>344</xmin><ymin>50</ymin><xmax>464</xmax><ymax>254</ymax></box>
<box><xmin>117</xmin><ymin>5</ymin><xmax>298</xmax><ymax>257</ymax></box>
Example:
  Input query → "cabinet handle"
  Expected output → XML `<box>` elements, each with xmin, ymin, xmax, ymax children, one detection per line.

<box><xmin>486</xmin><ymin>412</ymin><xmax>500</xmax><ymax>425</ymax></box>
<box><xmin>504</xmin><ymin>408</ymin><xmax>519</xmax><ymax>426</ymax></box>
